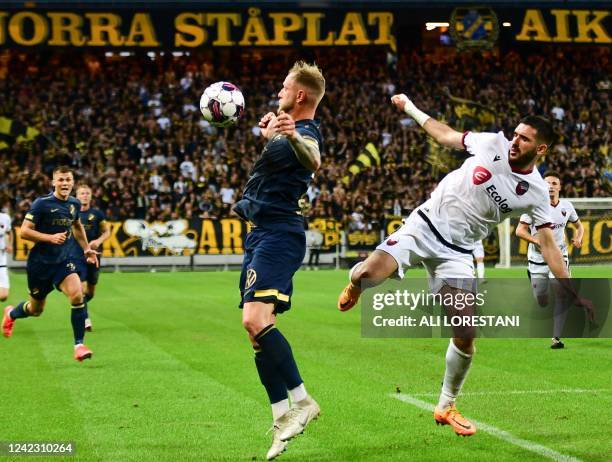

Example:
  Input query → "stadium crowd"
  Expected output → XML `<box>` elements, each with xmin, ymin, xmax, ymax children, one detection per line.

<box><xmin>0</xmin><ymin>46</ymin><xmax>609</xmax><ymax>230</ymax></box>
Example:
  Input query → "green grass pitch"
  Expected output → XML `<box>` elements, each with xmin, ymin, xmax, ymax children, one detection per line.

<box><xmin>0</xmin><ymin>266</ymin><xmax>610</xmax><ymax>461</ymax></box>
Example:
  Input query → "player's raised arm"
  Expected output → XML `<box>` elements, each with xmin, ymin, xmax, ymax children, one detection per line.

<box><xmin>278</xmin><ymin>112</ymin><xmax>321</xmax><ymax>172</ymax></box>
<box><xmin>391</xmin><ymin>94</ymin><xmax>465</xmax><ymax>150</ymax></box>
<box><xmin>20</xmin><ymin>220</ymin><xmax>66</xmax><ymax>245</ymax></box>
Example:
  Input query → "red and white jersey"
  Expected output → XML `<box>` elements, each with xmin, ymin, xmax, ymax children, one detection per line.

<box><xmin>419</xmin><ymin>131</ymin><xmax>552</xmax><ymax>250</ymax></box>
<box><xmin>520</xmin><ymin>199</ymin><xmax>578</xmax><ymax>263</ymax></box>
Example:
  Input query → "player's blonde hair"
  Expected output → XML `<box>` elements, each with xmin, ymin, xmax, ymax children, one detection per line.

<box><xmin>289</xmin><ymin>61</ymin><xmax>325</xmax><ymax>106</ymax></box>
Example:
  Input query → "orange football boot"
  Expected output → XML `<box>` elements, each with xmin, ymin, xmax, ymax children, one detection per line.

<box><xmin>2</xmin><ymin>306</ymin><xmax>14</xmax><ymax>338</ymax></box>
<box><xmin>74</xmin><ymin>344</ymin><xmax>93</xmax><ymax>362</ymax></box>
<box><xmin>434</xmin><ymin>404</ymin><xmax>476</xmax><ymax>436</ymax></box>
<box><xmin>337</xmin><ymin>284</ymin><xmax>361</xmax><ymax>312</ymax></box>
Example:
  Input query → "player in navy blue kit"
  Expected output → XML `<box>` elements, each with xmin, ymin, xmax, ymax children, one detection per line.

<box><xmin>70</xmin><ymin>184</ymin><xmax>110</xmax><ymax>332</ymax></box>
<box><xmin>2</xmin><ymin>166</ymin><xmax>98</xmax><ymax>362</ymax></box>
<box><xmin>233</xmin><ymin>61</ymin><xmax>325</xmax><ymax>461</ymax></box>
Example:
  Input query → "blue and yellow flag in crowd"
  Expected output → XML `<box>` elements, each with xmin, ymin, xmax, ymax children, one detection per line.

<box><xmin>0</xmin><ymin>117</ymin><xmax>40</xmax><ymax>150</ymax></box>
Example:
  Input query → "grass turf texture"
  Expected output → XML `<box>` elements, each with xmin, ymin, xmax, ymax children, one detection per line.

<box><xmin>0</xmin><ymin>267</ymin><xmax>610</xmax><ymax>462</ymax></box>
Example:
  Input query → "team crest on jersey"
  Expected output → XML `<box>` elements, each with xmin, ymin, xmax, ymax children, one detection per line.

<box><xmin>472</xmin><ymin>166</ymin><xmax>492</xmax><ymax>185</ymax></box>
<box><xmin>515</xmin><ymin>180</ymin><xmax>529</xmax><ymax>196</ymax></box>
<box><xmin>89</xmin><ymin>213</ymin><xmax>95</xmax><ymax>221</ymax></box>
<box><xmin>69</xmin><ymin>204</ymin><xmax>75</xmax><ymax>216</ymax></box>
<box><xmin>561</xmin><ymin>209</ymin><xmax>567</xmax><ymax>217</ymax></box>
<box><xmin>245</xmin><ymin>269</ymin><xmax>257</xmax><ymax>289</ymax></box>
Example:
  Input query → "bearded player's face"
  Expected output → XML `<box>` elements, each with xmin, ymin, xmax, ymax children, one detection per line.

<box><xmin>508</xmin><ymin>123</ymin><xmax>546</xmax><ymax>167</ymax></box>
<box><xmin>278</xmin><ymin>74</ymin><xmax>298</xmax><ymax>113</ymax></box>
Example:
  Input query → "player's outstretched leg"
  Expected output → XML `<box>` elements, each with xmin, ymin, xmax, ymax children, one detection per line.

<box><xmin>550</xmin><ymin>279</ymin><xmax>569</xmax><ymax>349</ymax></box>
<box><xmin>61</xmin><ymin>274</ymin><xmax>92</xmax><ymax>361</ymax></box>
<box><xmin>3</xmin><ymin>300</ymin><xmax>41</xmax><ymax>338</ymax></box>
<box><xmin>84</xmin><ymin>282</ymin><xmax>96</xmax><ymax>332</ymax></box>
<box><xmin>434</xmin><ymin>337</ymin><xmax>476</xmax><ymax>436</ymax></box>
<box><xmin>252</xmin><ymin>324</ymin><xmax>320</xmax><ymax>442</ymax></box>
<box><xmin>338</xmin><ymin>250</ymin><xmax>398</xmax><ymax>311</ymax></box>
<box><xmin>251</xmin><ymin>342</ymin><xmax>290</xmax><ymax>460</ymax></box>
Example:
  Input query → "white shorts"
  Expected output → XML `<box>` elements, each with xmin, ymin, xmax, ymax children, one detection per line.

<box><xmin>472</xmin><ymin>241</ymin><xmax>484</xmax><ymax>260</ymax></box>
<box><xmin>376</xmin><ymin>209</ymin><xmax>475</xmax><ymax>293</ymax></box>
<box><xmin>528</xmin><ymin>255</ymin><xmax>570</xmax><ymax>279</ymax></box>
<box><xmin>0</xmin><ymin>267</ymin><xmax>9</xmax><ymax>289</ymax></box>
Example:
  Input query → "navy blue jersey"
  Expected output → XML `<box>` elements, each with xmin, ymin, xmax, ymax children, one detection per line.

<box><xmin>233</xmin><ymin>119</ymin><xmax>323</xmax><ymax>233</ymax></box>
<box><xmin>68</xmin><ymin>207</ymin><xmax>106</xmax><ymax>259</ymax></box>
<box><xmin>25</xmin><ymin>193</ymin><xmax>81</xmax><ymax>264</ymax></box>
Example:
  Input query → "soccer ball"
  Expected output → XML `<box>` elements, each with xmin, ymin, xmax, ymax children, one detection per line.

<box><xmin>199</xmin><ymin>82</ymin><xmax>245</xmax><ymax>128</ymax></box>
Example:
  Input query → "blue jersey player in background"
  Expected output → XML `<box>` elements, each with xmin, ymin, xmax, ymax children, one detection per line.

<box><xmin>69</xmin><ymin>183</ymin><xmax>110</xmax><ymax>332</ymax></box>
<box><xmin>233</xmin><ymin>61</ymin><xmax>325</xmax><ymax>461</ymax></box>
<box><xmin>2</xmin><ymin>166</ymin><xmax>98</xmax><ymax>362</ymax></box>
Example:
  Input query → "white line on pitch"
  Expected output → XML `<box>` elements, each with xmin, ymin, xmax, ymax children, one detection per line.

<box><xmin>391</xmin><ymin>393</ymin><xmax>583</xmax><ymax>462</ymax></box>
<box><xmin>409</xmin><ymin>388</ymin><xmax>610</xmax><ymax>397</ymax></box>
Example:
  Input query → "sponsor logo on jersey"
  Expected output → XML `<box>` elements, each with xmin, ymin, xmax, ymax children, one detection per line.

<box><xmin>485</xmin><ymin>185</ymin><xmax>513</xmax><ymax>213</ymax></box>
<box><xmin>472</xmin><ymin>166</ymin><xmax>492</xmax><ymax>185</ymax></box>
<box><xmin>493</xmin><ymin>154</ymin><xmax>501</xmax><ymax>161</ymax></box>
<box><xmin>515</xmin><ymin>180</ymin><xmax>529</xmax><ymax>196</ymax></box>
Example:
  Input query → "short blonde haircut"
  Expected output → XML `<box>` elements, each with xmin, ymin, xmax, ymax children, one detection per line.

<box><xmin>289</xmin><ymin>61</ymin><xmax>325</xmax><ymax>106</ymax></box>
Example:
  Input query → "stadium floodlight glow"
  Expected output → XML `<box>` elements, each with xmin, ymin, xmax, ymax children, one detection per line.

<box><xmin>119</xmin><ymin>52</ymin><xmax>133</xmax><ymax>57</ymax></box>
<box><xmin>147</xmin><ymin>52</ymin><xmax>156</xmax><ymax>60</ymax></box>
<box><xmin>426</xmin><ymin>22</ymin><xmax>449</xmax><ymax>31</ymax></box>
<box><xmin>502</xmin><ymin>22</ymin><xmax>511</xmax><ymax>27</ymax></box>
<box><xmin>104</xmin><ymin>52</ymin><xmax>113</xmax><ymax>57</ymax></box>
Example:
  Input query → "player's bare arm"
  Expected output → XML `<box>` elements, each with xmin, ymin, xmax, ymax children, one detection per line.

<box><xmin>72</xmin><ymin>221</ymin><xmax>99</xmax><ymax>266</ymax></box>
<box><xmin>391</xmin><ymin>94</ymin><xmax>464</xmax><ymax>150</ymax></box>
<box><xmin>21</xmin><ymin>220</ymin><xmax>66</xmax><ymax>245</ymax></box>
<box><xmin>89</xmin><ymin>221</ymin><xmax>111</xmax><ymax>250</ymax></box>
<box><xmin>515</xmin><ymin>222</ymin><xmax>540</xmax><ymax>247</ymax></box>
<box><xmin>539</xmin><ymin>227</ymin><xmax>594</xmax><ymax>318</ymax></box>
<box><xmin>269</xmin><ymin>111</ymin><xmax>320</xmax><ymax>172</ymax></box>
<box><xmin>571</xmin><ymin>219</ymin><xmax>584</xmax><ymax>248</ymax></box>
<box><xmin>258</xmin><ymin>112</ymin><xmax>277</xmax><ymax>139</ymax></box>
<box><xmin>5</xmin><ymin>227</ymin><xmax>13</xmax><ymax>254</ymax></box>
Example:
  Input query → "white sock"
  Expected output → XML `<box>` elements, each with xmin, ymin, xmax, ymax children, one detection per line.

<box><xmin>289</xmin><ymin>383</ymin><xmax>307</xmax><ymax>403</ymax></box>
<box><xmin>272</xmin><ymin>399</ymin><xmax>290</xmax><ymax>421</ymax></box>
<box><xmin>476</xmin><ymin>261</ymin><xmax>485</xmax><ymax>279</ymax></box>
<box><xmin>437</xmin><ymin>339</ymin><xmax>473</xmax><ymax>409</ymax></box>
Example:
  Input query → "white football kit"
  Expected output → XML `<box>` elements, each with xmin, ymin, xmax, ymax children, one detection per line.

<box><xmin>520</xmin><ymin>199</ymin><xmax>578</xmax><ymax>277</ymax></box>
<box><xmin>0</xmin><ymin>212</ymin><xmax>11</xmax><ymax>288</ymax></box>
<box><xmin>472</xmin><ymin>240</ymin><xmax>484</xmax><ymax>260</ymax></box>
<box><xmin>377</xmin><ymin>131</ymin><xmax>552</xmax><ymax>292</ymax></box>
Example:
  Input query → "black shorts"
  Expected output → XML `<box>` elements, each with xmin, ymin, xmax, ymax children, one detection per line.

<box><xmin>75</xmin><ymin>257</ymin><xmax>100</xmax><ymax>286</ymax></box>
<box><xmin>239</xmin><ymin>227</ymin><xmax>306</xmax><ymax>314</ymax></box>
<box><xmin>27</xmin><ymin>258</ymin><xmax>79</xmax><ymax>300</ymax></box>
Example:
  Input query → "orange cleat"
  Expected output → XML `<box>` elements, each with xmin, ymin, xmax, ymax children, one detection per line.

<box><xmin>2</xmin><ymin>306</ymin><xmax>14</xmax><ymax>338</ymax></box>
<box><xmin>434</xmin><ymin>404</ymin><xmax>476</xmax><ymax>436</ymax></box>
<box><xmin>74</xmin><ymin>344</ymin><xmax>93</xmax><ymax>362</ymax></box>
<box><xmin>337</xmin><ymin>284</ymin><xmax>361</xmax><ymax>312</ymax></box>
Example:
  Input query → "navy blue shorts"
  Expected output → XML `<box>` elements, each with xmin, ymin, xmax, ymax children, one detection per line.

<box><xmin>239</xmin><ymin>227</ymin><xmax>306</xmax><ymax>314</ymax></box>
<box><xmin>27</xmin><ymin>258</ymin><xmax>80</xmax><ymax>300</ymax></box>
<box><xmin>75</xmin><ymin>257</ymin><xmax>100</xmax><ymax>286</ymax></box>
